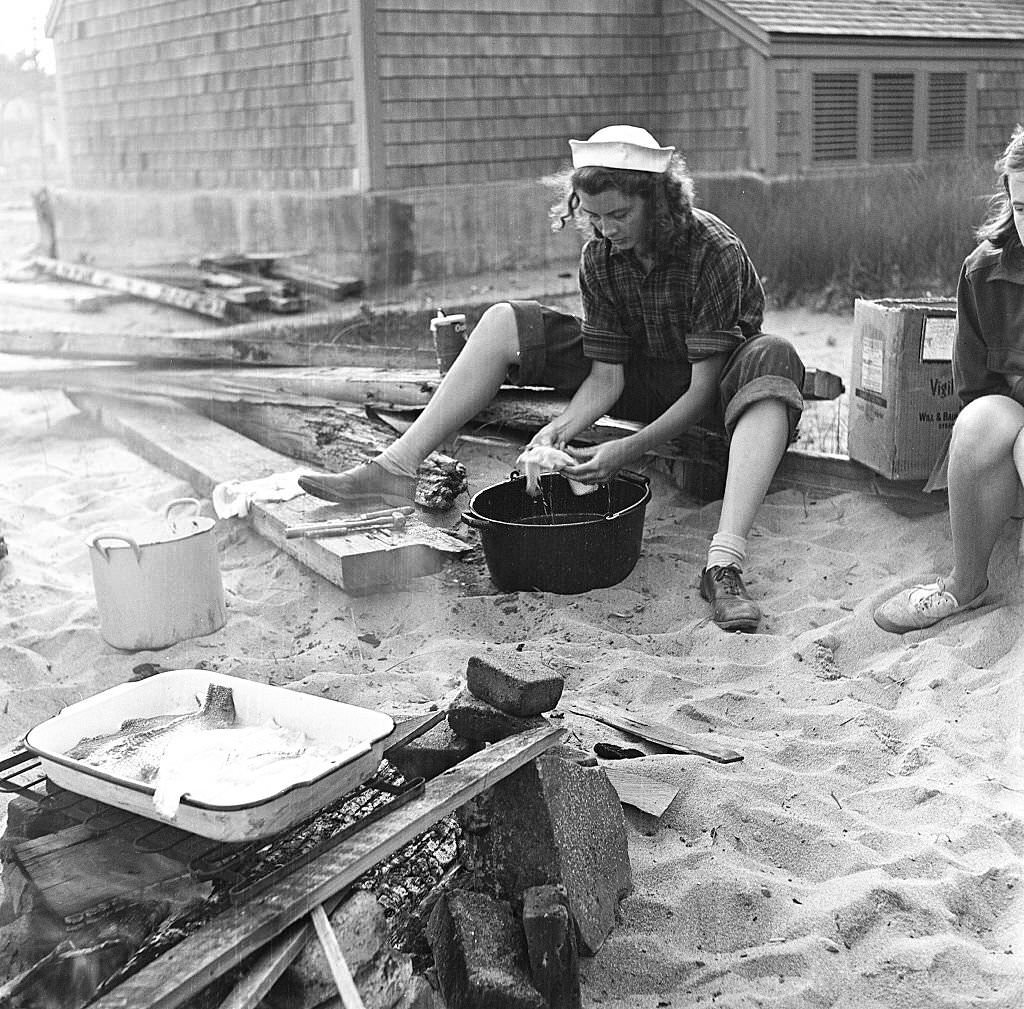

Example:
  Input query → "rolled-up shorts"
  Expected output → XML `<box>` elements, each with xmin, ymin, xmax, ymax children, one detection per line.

<box><xmin>506</xmin><ymin>300</ymin><xmax>805</xmax><ymax>441</ymax></box>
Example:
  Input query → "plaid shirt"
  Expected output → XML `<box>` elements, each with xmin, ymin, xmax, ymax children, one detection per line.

<box><xmin>579</xmin><ymin>207</ymin><xmax>765</xmax><ymax>368</ymax></box>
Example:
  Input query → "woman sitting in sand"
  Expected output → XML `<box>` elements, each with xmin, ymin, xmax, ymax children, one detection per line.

<box><xmin>875</xmin><ymin>124</ymin><xmax>1024</xmax><ymax>633</ymax></box>
<box><xmin>300</xmin><ymin>125</ymin><xmax>805</xmax><ymax>633</ymax></box>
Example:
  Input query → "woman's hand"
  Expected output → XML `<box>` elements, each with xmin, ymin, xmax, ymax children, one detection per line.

<box><xmin>529</xmin><ymin>421</ymin><xmax>569</xmax><ymax>451</ymax></box>
<box><xmin>561</xmin><ymin>439</ymin><xmax>638</xmax><ymax>486</ymax></box>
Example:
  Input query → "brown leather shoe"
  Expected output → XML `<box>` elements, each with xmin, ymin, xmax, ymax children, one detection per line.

<box><xmin>298</xmin><ymin>461</ymin><xmax>416</xmax><ymax>506</ymax></box>
<box><xmin>699</xmin><ymin>565</ymin><xmax>761</xmax><ymax>632</ymax></box>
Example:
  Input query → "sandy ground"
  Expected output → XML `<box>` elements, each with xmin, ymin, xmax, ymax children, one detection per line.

<box><xmin>1</xmin><ymin>268</ymin><xmax>1022</xmax><ymax>1008</ymax></box>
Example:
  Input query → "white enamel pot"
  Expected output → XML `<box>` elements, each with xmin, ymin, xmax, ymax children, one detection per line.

<box><xmin>86</xmin><ymin>498</ymin><xmax>227</xmax><ymax>651</ymax></box>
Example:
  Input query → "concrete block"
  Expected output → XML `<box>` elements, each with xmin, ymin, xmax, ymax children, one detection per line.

<box><xmin>447</xmin><ymin>689</ymin><xmax>548</xmax><ymax>743</ymax></box>
<box><xmin>473</xmin><ymin>755</ymin><xmax>632</xmax><ymax>955</ymax></box>
<box><xmin>522</xmin><ymin>884</ymin><xmax>581</xmax><ymax>1009</ymax></box>
<box><xmin>465</xmin><ymin>648</ymin><xmax>564</xmax><ymax>716</ymax></box>
<box><xmin>426</xmin><ymin>889</ymin><xmax>546</xmax><ymax>1009</ymax></box>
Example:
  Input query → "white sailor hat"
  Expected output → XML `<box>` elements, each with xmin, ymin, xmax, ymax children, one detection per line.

<box><xmin>569</xmin><ymin>125</ymin><xmax>675</xmax><ymax>173</ymax></box>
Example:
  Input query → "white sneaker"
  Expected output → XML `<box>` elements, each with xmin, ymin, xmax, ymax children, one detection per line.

<box><xmin>873</xmin><ymin>579</ymin><xmax>987</xmax><ymax>634</ymax></box>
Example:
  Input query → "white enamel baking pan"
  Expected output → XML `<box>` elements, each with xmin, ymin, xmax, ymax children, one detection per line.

<box><xmin>24</xmin><ymin>669</ymin><xmax>394</xmax><ymax>842</ymax></box>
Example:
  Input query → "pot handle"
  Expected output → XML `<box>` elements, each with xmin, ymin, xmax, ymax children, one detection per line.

<box><xmin>164</xmin><ymin>497</ymin><xmax>203</xmax><ymax>534</ymax></box>
<box><xmin>604</xmin><ymin>470</ymin><xmax>651</xmax><ymax>521</ymax></box>
<box><xmin>86</xmin><ymin>532</ymin><xmax>143</xmax><ymax>563</ymax></box>
<box><xmin>461</xmin><ymin>510</ymin><xmax>490</xmax><ymax>530</ymax></box>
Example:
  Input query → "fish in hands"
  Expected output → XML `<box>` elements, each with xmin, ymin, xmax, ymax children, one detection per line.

<box><xmin>516</xmin><ymin>444</ymin><xmax>599</xmax><ymax>497</ymax></box>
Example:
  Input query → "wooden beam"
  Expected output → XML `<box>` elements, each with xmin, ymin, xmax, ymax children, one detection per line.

<box><xmin>0</xmin><ymin>327</ymin><xmax>435</xmax><ymax>369</ymax></box>
<box><xmin>30</xmin><ymin>257</ymin><xmax>239</xmax><ymax>322</ymax></box>
<box><xmin>69</xmin><ymin>393</ymin><xmax>469</xmax><ymax>595</ymax></box>
<box><xmin>87</xmin><ymin>724</ymin><xmax>564</xmax><ymax>1009</ymax></box>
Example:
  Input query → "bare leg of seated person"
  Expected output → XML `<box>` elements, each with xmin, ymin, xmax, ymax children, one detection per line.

<box><xmin>298</xmin><ymin>303</ymin><xmax>522</xmax><ymax>505</ymax></box>
<box><xmin>700</xmin><ymin>398</ymin><xmax>790</xmax><ymax>632</ymax></box>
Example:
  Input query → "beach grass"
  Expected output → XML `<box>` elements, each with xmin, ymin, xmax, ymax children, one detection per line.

<box><xmin>702</xmin><ymin>156</ymin><xmax>996</xmax><ymax>308</ymax></box>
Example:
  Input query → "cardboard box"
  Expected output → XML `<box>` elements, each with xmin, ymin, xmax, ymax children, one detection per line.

<box><xmin>848</xmin><ymin>297</ymin><xmax>959</xmax><ymax>481</ymax></box>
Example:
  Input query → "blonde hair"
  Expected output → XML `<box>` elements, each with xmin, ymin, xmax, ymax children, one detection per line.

<box><xmin>977</xmin><ymin>124</ymin><xmax>1024</xmax><ymax>248</ymax></box>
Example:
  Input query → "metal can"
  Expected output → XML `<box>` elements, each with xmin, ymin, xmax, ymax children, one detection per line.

<box><xmin>429</xmin><ymin>310</ymin><xmax>467</xmax><ymax>374</ymax></box>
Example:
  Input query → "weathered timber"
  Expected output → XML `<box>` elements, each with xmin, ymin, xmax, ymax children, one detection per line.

<box><xmin>69</xmin><ymin>393</ymin><xmax>469</xmax><ymax>594</ymax></box>
<box><xmin>0</xmin><ymin>364</ymin><xmax>568</xmax><ymax>416</ymax></box>
<box><xmin>87</xmin><ymin>724</ymin><xmax>563</xmax><ymax>1009</ymax></box>
<box><xmin>268</xmin><ymin>261</ymin><xmax>363</xmax><ymax>300</ymax></box>
<box><xmin>0</xmin><ymin>327</ymin><xmax>436</xmax><ymax>369</ymax></box>
<box><xmin>567</xmin><ymin>701</ymin><xmax>744</xmax><ymax>764</ymax></box>
<box><xmin>30</xmin><ymin>257</ymin><xmax>240</xmax><ymax>322</ymax></box>
<box><xmin>601</xmin><ymin>766</ymin><xmax>680</xmax><ymax>818</ymax></box>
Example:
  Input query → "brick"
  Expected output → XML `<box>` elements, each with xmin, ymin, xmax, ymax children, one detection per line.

<box><xmin>465</xmin><ymin>647</ymin><xmax>564</xmax><ymax>716</ymax></box>
<box><xmin>426</xmin><ymin>889</ymin><xmax>546</xmax><ymax>1009</ymax></box>
<box><xmin>447</xmin><ymin>688</ymin><xmax>549</xmax><ymax>743</ymax></box>
<box><xmin>522</xmin><ymin>884</ymin><xmax>581</xmax><ymax>1009</ymax></box>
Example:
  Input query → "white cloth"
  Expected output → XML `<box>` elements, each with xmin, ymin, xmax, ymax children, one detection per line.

<box><xmin>516</xmin><ymin>445</ymin><xmax>597</xmax><ymax>497</ymax></box>
<box><xmin>212</xmin><ymin>469</ymin><xmax>311</xmax><ymax>519</ymax></box>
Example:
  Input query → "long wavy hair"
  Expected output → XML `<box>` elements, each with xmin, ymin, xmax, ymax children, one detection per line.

<box><xmin>977</xmin><ymin>124</ymin><xmax>1024</xmax><ymax>250</ymax></box>
<box><xmin>546</xmin><ymin>151</ymin><xmax>696</xmax><ymax>258</ymax></box>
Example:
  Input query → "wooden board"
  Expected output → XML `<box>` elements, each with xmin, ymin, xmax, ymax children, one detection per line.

<box><xmin>0</xmin><ymin>332</ymin><xmax>435</xmax><ymax>369</ymax></box>
<box><xmin>31</xmin><ymin>256</ymin><xmax>238</xmax><ymax>321</ymax></box>
<box><xmin>88</xmin><ymin>723</ymin><xmax>563</xmax><ymax>1009</ymax></box>
<box><xmin>0</xmin><ymin>280</ymin><xmax>128</xmax><ymax>313</ymax></box>
<box><xmin>567</xmin><ymin>701</ymin><xmax>743</xmax><ymax>764</ymax></box>
<box><xmin>13</xmin><ymin>823</ymin><xmax>209</xmax><ymax>919</ymax></box>
<box><xmin>602</xmin><ymin>765</ymin><xmax>680</xmax><ymax>818</ymax></box>
<box><xmin>70</xmin><ymin>393</ymin><xmax>469</xmax><ymax>595</ymax></box>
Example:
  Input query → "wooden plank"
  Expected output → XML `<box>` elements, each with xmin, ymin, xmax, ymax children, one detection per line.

<box><xmin>30</xmin><ymin>257</ymin><xmax>239</xmax><ymax>322</ymax></box>
<box><xmin>0</xmin><ymin>327</ymin><xmax>435</xmax><ymax>369</ymax></box>
<box><xmin>309</xmin><ymin>904</ymin><xmax>367</xmax><ymax>1009</ymax></box>
<box><xmin>567</xmin><ymin>702</ymin><xmax>743</xmax><ymax>764</ymax></box>
<box><xmin>88</xmin><ymin>724</ymin><xmax>563</xmax><ymax>1009</ymax></box>
<box><xmin>0</xmin><ymin>279</ymin><xmax>128</xmax><ymax>313</ymax></box>
<box><xmin>267</xmin><ymin>261</ymin><xmax>363</xmax><ymax>300</ymax></box>
<box><xmin>69</xmin><ymin>393</ymin><xmax>468</xmax><ymax>595</ymax></box>
<box><xmin>215</xmin><ymin>891</ymin><xmax>349</xmax><ymax>1009</ymax></box>
<box><xmin>13</xmin><ymin>823</ymin><xmax>209</xmax><ymax>919</ymax></box>
<box><xmin>602</xmin><ymin>766</ymin><xmax>679</xmax><ymax>818</ymax></box>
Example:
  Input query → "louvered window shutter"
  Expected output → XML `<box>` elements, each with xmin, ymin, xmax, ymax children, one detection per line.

<box><xmin>812</xmin><ymin>73</ymin><xmax>859</xmax><ymax>163</ymax></box>
<box><xmin>928</xmin><ymin>72</ymin><xmax>967</xmax><ymax>152</ymax></box>
<box><xmin>871</xmin><ymin>73</ymin><xmax>915</xmax><ymax>160</ymax></box>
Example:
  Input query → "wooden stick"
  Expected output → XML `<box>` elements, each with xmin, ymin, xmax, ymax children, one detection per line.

<box><xmin>566</xmin><ymin>701</ymin><xmax>743</xmax><ymax>764</ymax></box>
<box><xmin>283</xmin><ymin>513</ymin><xmax>408</xmax><ymax>539</ymax></box>
<box><xmin>88</xmin><ymin>723</ymin><xmax>563</xmax><ymax>1009</ymax></box>
<box><xmin>309</xmin><ymin>904</ymin><xmax>367</xmax><ymax>1009</ymax></box>
<box><xmin>215</xmin><ymin>890</ymin><xmax>347</xmax><ymax>1009</ymax></box>
<box><xmin>284</xmin><ymin>507</ymin><xmax>413</xmax><ymax>538</ymax></box>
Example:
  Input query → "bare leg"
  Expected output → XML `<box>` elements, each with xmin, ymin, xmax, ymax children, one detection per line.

<box><xmin>384</xmin><ymin>302</ymin><xmax>522</xmax><ymax>468</ymax></box>
<box><xmin>700</xmin><ymin>398</ymin><xmax>789</xmax><ymax>632</ymax></box>
<box><xmin>717</xmin><ymin>398</ymin><xmax>790</xmax><ymax>538</ymax></box>
<box><xmin>944</xmin><ymin>396</ymin><xmax>1024</xmax><ymax>602</ymax></box>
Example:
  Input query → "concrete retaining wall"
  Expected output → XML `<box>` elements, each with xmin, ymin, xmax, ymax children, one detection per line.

<box><xmin>50</xmin><ymin>178</ymin><xmax>583</xmax><ymax>290</ymax></box>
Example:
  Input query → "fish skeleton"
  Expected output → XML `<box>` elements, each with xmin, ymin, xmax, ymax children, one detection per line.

<box><xmin>64</xmin><ymin>683</ymin><xmax>237</xmax><ymax>783</ymax></box>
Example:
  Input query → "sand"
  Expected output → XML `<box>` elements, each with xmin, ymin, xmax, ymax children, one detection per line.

<box><xmin>0</xmin><ymin>296</ymin><xmax>1022</xmax><ymax>1008</ymax></box>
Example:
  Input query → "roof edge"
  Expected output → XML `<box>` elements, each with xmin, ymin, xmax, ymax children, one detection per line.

<box><xmin>687</xmin><ymin>0</ymin><xmax>770</xmax><ymax>56</ymax></box>
<box><xmin>45</xmin><ymin>0</ymin><xmax>66</xmax><ymax>38</ymax></box>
